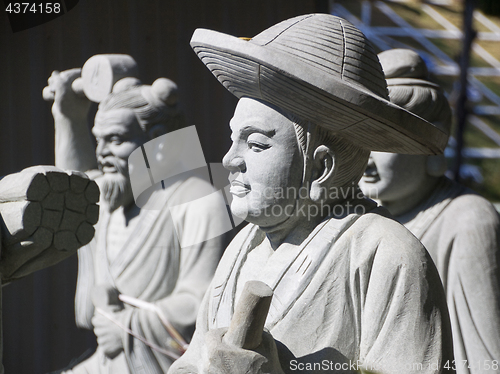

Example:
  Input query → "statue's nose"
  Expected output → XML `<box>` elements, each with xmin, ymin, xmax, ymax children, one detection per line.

<box><xmin>222</xmin><ymin>146</ymin><xmax>246</xmax><ymax>173</ymax></box>
<box><xmin>96</xmin><ymin>140</ymin><xmax>112</xmax><ymax>158</ymax></box>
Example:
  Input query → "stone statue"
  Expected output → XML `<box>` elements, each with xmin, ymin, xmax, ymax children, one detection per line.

<box><xmin>45</xmin><ymin>55</ymin><xmax>226</xmax><ymax>373</ymax></box>
<box><xmin>0</xmin><ymin>165</ymin><xmax>99</xmax><ymax>374</ymax></box>
<box><xmin>169</xmin><ymin>14</ymin><xmax>454</xmax><ymax>374</ymax></box>
<box><xmin>359</xmin><ymin>48</ymin><xmax>500</xmax><ymax>374</ymax></box>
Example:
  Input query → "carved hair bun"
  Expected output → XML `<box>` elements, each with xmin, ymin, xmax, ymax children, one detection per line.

<box><xmin>113</xmin><ymin>77</ymin><xmax>142</xmax><ymax>93</ymax></box>
<box><xmin>378</xmin><ymin>49</ymin><xmax>428</xmax><ymax>80</ymax></box>
<box><xmin>152</xmin><ymin>78</ymin><xmax>178</xmax><ymax>106</ymax></box>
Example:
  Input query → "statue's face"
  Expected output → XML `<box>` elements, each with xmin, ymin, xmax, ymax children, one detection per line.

<box><xmin>223</xmin><ymin>98</ymin><xmax>304</xmax><ymax>227</ymax></box>
<box><xmin>359</xmin><ymin>151</ymin><xmax>427</xmax><ymax>203</ymax></box>
<box><xmin>92</xmin><ymin>108</ymin><xmax>149</xmax><ymax>211</ymax></box>
<box><xmin>93</xmin><ymin>108</ymin><xmax>148</xmax><ymax>176</ymax></box>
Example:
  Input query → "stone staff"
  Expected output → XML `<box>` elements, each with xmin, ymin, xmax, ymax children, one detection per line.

<box><xmin>223</xmin><ymin>281</ymin><xmax>273</xmax><ymax>350</ymax></box>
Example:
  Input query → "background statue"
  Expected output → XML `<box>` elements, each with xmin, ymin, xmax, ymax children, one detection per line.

<box><xmin>45</xmin><ymin>55</ymin><xmax>226</xmax><ymax>373</ymax></box>
<box><xmin>0</xmin><ymin>165</ymin><xmax>99</xmax><ymax>374</ymax></box>
<box><xmin>359</xmin><ymin>48</ymin><xmax>500</xmax><ymax>374</ymax></box>
<box><xmin>169</xmin><ymin>14</ymin><xmax>454</xmax><ymax>373</ymax></box>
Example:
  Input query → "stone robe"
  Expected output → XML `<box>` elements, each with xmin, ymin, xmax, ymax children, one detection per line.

<box><xmin>67</xmin><ymin>175</ymin><xmax>226</xmax><ymax>374</ymax></box>
<box><xmin>401</xmin><ymin>177</ymin><xmax>500</xmax><ymax>374</ymax></box>
<box><xmin>170</xmin><ymin>200</ymin><xmax>454</xmax><ymax>374</ymax></box>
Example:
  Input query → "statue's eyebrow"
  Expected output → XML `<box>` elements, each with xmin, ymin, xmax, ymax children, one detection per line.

<box><xmin>240</xmin><ymin>125</ymin><xmax>276</xmax><ymax>138</ymax></box>
<box><xmin>91</xmin><ymin>124</ymin><xmax>130</xmax><ymax>138</ymax></box>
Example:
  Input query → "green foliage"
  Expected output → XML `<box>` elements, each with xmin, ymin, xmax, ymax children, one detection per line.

<box><xmin>458</xmin><ymin>158</ymin><xmax>500</xmax><ymax>202</ymax></box>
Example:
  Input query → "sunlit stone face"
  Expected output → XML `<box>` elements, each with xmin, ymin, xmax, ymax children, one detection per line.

<box><xmin>93</xmin><ymin>108</ymin><xmax>148</xmax><ymax>211</ymax></box>
<box><xmin>359</xmin><ymin>151</ymin><xmax>428</xmax><ymax>203</ymax></box>
<box><xmin>222</xmin><ymin>98</ymin><xmax>304</xmax><ymax>227</ymax></box>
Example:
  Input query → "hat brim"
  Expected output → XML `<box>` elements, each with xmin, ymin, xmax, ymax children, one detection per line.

<box><xmin>191</xmin><ymin>29</ymin><xmax>447</xmax><ymax>155</ymax></box>
<box><xmin>386</xmin><ymin>78</ymin><xmax>440</xmax><ymax>89</ymax></box>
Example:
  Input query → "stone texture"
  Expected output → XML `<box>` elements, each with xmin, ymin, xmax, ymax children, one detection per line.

<box><xmin>170</xmin><ymin>15</ymin><xmax>454</xmax><ymax>374</ymax></box>
<box><xmin>360</xmin><ymin>48</ymin><xmax>500</xmax><ymax>374</ymax></box>
<box><xmin>0</xmin><ymin>166</ymin><xmax>99</xmax><ymax>283</ymax></box>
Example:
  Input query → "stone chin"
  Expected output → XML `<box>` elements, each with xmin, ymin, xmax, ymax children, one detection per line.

<box><xmin>359</xmin><ymin>177</ymin><xmax>383</xmax><ymax>201</ymax></box>
<box><xmin>230</xmin><ymin>195</ymin><xmax>298</xmax><ymax>229</ymax></box>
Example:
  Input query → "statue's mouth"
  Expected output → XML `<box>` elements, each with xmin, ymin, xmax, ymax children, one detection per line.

<box><xmin>362</xmin><ymin>160</ymin><xmax>379</xmax><ymax>183</ymax></box>
<box><xmin>98</xmin><ymin>157</ymin><xmax>126</xmax><ymax>175</ymax></box>
<box><xmin>229</xmin><ymin>180</ymin><xmax>251</xmax><ymax>197</ymax></box>
<box><xmin>102</xmin><ymin>165</ymin><xmax>118</xmax><ymax>173</ymax></box>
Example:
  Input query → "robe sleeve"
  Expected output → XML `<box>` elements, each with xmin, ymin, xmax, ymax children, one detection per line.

<box><xmin>74</xmin><ymin>238</ymin><xmax>96</xmax><ymax>330</ymax></box>
<box><xmin>166</xmin><ymin>284</ymin><xmax>213</xmax><ymax>373</ymax></box>
<box><xmin>122</xmin><ymin>179</ymin><xmax>227</xmax><ymax>373</ymax></box>
<box><xmin>358</xmin><ymin>219</ymin><xmax>454</xmax><ymax>374</ymax></box>
<box><xmin>74</xmin><ymin>170</ymin><xmax>102</xmax><ymax>330</ymax></box>
<box><xmin>444</xmin><ymin>196</ymin><xmax>500</xmax><ymax>374</ymax></box>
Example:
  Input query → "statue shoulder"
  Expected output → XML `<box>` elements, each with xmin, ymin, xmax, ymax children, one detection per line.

<box><xmin>348</xmin><ymin>211</ymin><xmax>429</xmax><ymax>265</ymax></box>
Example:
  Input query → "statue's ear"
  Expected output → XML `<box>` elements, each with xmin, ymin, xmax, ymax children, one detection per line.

<box><xmin>310</xmin><ymin>145</ymin><xmax>336</xmax><ymax>202</ymax></box>
<box><xmin>426</xmin><ymin>154</ymin><xmax>447</xmax><ymax>177</ymax></box>
<box><xmin>147</xmin><ymin>123</ymin><xmax>167</xmax><ymax>140</ymax></box>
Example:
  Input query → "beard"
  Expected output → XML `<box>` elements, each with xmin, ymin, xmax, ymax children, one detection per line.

<box><xmin>99</xmin><ymin>157</ymin><xmax>133</xmax><ymax>212</ymax></box>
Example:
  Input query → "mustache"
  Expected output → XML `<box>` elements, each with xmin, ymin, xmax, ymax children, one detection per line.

<box><xmin>98</xmin><ymin>156</ymin><xmax>129</xmax><ymax>175</ymax></box>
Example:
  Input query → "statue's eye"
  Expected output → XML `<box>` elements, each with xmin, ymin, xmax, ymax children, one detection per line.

<box><xmin>110</xmin><ymin>136</ymin><xmax>123</xmax><ymax>145</ymax></box>
<box><xmin>248</xmin><ymin>141</ymin><xmax>269</xmax><ymax>152</ymax></box>
<box><xmin>247</xmin><ymin>134</ymin><xmax>270</xmax><ymax>152</ymax></box>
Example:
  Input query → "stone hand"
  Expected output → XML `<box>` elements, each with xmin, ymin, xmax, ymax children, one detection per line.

<box><xmin>0</xmin><ymin>166</ymin><xmax>99</xmax><ymax>283</ymax></box>
<box><xmin>186</xmin><ymin>280</ymin><xmax>284</xmax><ymax>373</ymax></box>
<box><xmin>198</xmin><ymin>327</ymin><xmax>285</xmax><ymax>374</ymax></box>
<box><xmin>45</xmin><ymin>68</ymin><xmax>91</xmax><ymax>120</ymax></box>
<box><xmin>92</xmin><ymin>310</ymin><xmax>124</xmax><ymax>359</ymax></box>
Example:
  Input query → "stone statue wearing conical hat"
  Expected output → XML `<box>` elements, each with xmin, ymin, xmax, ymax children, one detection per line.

<box><xmin>360</xmin><ymin>48</ymin><xmax>500</xmax><ymax>374</ymax></box>
<box><xmin>169</xmin><ymin>14</ymin><xmax>454</xmax><ymax>374</ymax></box>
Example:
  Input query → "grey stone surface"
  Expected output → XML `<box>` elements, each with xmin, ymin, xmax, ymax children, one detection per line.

<box><xmin>169</xmin><ymin>14</ymin><xmax>454</xmax><ymax>374</ymax></box>
<box><xmin>223</xmin><ymin>280</ymin><xmax>273</xmax><ymax>350</ymax></box>
<box><xmin>360</xmin><ymin>48</ymin><xmax>500</xmax><ymax>374</ymax></box>
<box><xmin>0</xmin><ymin>165</ymin><xmax>99</xmax><ymax>374</ymax></box>
<box><xmin>0</xmin><ymin>166</ymin><xmax>99</xmax><ymax>283</ymax></box>
<box><xmin>46</xmin><ymin>55</ymin><xmax>225</xmax><ymax>373</ymax></box>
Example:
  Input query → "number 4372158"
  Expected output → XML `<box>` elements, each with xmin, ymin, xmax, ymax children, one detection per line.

<box><xmin>5</xmin><ymin>2</ymin><xmax>61</xmax><ymax>13</ymax></box>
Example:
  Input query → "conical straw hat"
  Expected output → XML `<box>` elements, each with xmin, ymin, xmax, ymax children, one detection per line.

<box><xmin>191</xmin><ymin>14</ymin><xmax>447</xmax><ymax>155</ymax></box>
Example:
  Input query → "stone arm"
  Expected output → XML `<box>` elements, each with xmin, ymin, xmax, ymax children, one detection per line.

<box><xmin>122</xmin><ymin>189</ymin><xmax>228</xmax><ymax>372</ymax></box>
<box><xmin>357</xmin><ymin>224</ymin><xmax>455</xmax><ymax>374</ymax></box>
<box><xmin>166</xmin><ymin>276</ymin><xmax>212</xmax><ymax>373</ymax></box>
<box><xmin>119</xmin><ymin>236</ymin><xmax>223</xmax><ymax>372</ymax></box>
<box><xmin>445</xmin><ymin>197</ymin><xmax>500</xmax><ymax>373</ymax></box>
<box><xmin>46</xmin><ymin>69</ymin><xmax>97</xmax><ymax>172</ymax></box>
<box><xmin>167</xmin><ymin>223</ymin><xmax>285</xmax><ymax>374</ymax></box>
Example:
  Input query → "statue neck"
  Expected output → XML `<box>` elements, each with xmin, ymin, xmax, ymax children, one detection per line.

<box><xmin>378</xmin><ymin>175</ymin><xmax>440</xmax><ymax>217</ymax></box>
<box><xmin>259</xmin><ymin>200</ymin><xmax>332</xmax><ymax>250</ymax></box>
